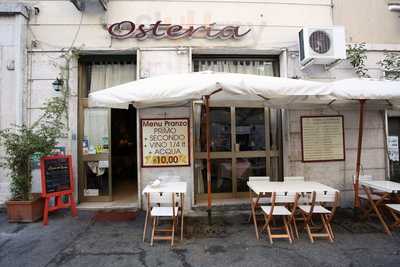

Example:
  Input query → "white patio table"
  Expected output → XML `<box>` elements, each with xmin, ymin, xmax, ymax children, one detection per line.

<box><xmin>247</xmin><ymin>180</ymin><xmax>339</xmax><ymax>240</ymax></box>
<box><xmin>142</xmin><ymin>182</ymin><xmax>187</xmax><ymax>242</ymax></box>
<box><xmin>360</xmin><ymin>180</ymin><xmax>400</xmax><ymax>235</ymax></box>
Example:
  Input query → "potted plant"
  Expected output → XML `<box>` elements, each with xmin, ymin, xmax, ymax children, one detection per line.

<box><xmin>0</xmin><ymin>95</ymin><xmax>67</xmax><ymax>222</ymax></box>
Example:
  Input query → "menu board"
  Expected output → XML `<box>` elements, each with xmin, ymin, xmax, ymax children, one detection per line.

<box><xmin>41</xmin><ymin>155</ymin><xmax>72</xmax><ymax>194</ymax></box>
<box><xmin>141</xmin><ymin>118</ymin><xmax>190</xmax><ymax>167</ymax></box>
<box><xmin>301</xmin><ymin>116</ymin><xmax>345</xmax><ymax>162</ymax></box>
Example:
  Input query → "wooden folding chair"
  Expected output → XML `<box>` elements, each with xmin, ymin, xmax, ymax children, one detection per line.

<box><xmin>248</xmin><ymin>176</ymin><xmax>271</xmax><ymax>223</ymax></box>
<box><xmin>150</xmin><ymin>192</ymin><xmax>181</xmax><ymax>247</ymax></box>
<box><xmin>385</xmin><ymin>204</ymin><xmax>400</xmax><ymax>230</ymax></box>
<box><xmin>261</xmin><ymin>191</ymin><xmax>299</xmax><ymax>244</ymax></box>
<box><xmin>298</xmin><ymin>191</ymin><xmax>339</xmax><ymax>243</ymax></box>
<box><xmin>354</xmin><ymin>175</ymin><xmax>384</xmax><ymax>219</ymax></box>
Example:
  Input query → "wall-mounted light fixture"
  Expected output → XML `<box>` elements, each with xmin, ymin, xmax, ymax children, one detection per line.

<box><xmin>52</xmin><ymin>78</ymin><xmax>64</xmax><ymax>92</ymax></box>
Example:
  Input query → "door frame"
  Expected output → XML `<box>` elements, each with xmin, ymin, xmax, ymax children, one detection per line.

<box><xmin>78</xmin><ymin>98</ymin><xmax>113</xmax><ymax>202</ymax></box>
<box><xmin>194</xmin><ymin>102</ymin><xmax>282</xmax><ymax>202</ymax></box>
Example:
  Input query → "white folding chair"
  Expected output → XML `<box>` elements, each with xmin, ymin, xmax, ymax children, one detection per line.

<box><xmin>159</xmin><ymin>175</ymin><xmax>181</xmax><ymax>183</ymax></box>
<box><xmin>298</xmin><ymin>191</ymin><xmax>339</xmax><ymax>243</ymax></box>
<box><xmin>354</xmin><ymin>175</ymin><xmax>386</xmax><ymax>219</ymax></box>
<box><xmin>386</xmin><ymin>204</ymin><xmax>400</xmax><ymax>230</ymax></box>
<box><xmin>284</xmin><ymin>176</ymin><xmax>305</xmax><ymax>182</ymax></box>
<box><xmin>354</xmin><ymin>175</ymin><xmax>381</xmax><ymax>201</ymax></box>
<box><xmin>248</xmin><ymin>176</ymin><xmax>271</xmax><ymax>223</ymax></box>
<box><xmin>150</xmin><ymin>192</ymin><xmax>181</xmax><ymax>247</ymax></box>
<box><xmin>261</xmin><ymin>191</ymin><xmax>299</xmax><ymax>244</ymax></box>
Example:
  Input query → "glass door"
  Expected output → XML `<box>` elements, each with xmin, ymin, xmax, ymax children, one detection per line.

<box><xmin>194</xmin><ymin>104</ymin><xmax>282</xmax><ymax>202</ymax></box>
<box><xmin>78</xmin><ymin>99</ymin><xmax>112</xmax><ymax>202</ymax></box>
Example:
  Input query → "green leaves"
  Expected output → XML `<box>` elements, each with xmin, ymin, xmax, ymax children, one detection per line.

<box><xmin>378</xmin><ymin>52</ymin><xmax>400</xmax><ymax>80</ymax></box>
<box><xmin>0</xmin><ymin>95</ymin><xmax>66</xmax><ymax>200</ymax></box>
<box><xmin>346</xmin><ymin>43</ymin><xmax>370</xmax><ymax>78</ymax></box>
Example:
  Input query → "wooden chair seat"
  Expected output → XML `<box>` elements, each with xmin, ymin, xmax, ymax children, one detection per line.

<box><xmin>261</xmin><ymin>206</ymin><xmax>291</xmax><ymax>216</ymax></box>
<box><xmin>386</xmin><ymin>204</ymin><xmax>400</xmax><ymax>212</ymax></box>
<box><xmin>253</xmin><ymin>197</ymin><xmax>271</xmax><ymax>204</ymax></box>
<box><xmin>299</xmin><ymin>205</ymin><xmax>331</xmax><ymax>214</ymax></box>
<box><xmin>359</xmin><ymin>193</ymin><xmax>381</xmax><ymax>201</ymax></box>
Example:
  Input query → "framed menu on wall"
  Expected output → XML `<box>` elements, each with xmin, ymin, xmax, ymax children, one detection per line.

<box><xmin>301</xmin><ymin>115</ymin><xmax>345</xmax><ymax>162</ymax></box>
<box><xmin>141</xmin><ymin>118</ymin><xmax>190</xmax><ymax>167</ymax></box>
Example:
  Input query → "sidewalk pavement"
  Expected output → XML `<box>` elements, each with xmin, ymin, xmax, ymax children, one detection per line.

<box><xmin>0</xmin><ymin>209</ymin><xmax>400</xmax><ymax>267</ymax></box>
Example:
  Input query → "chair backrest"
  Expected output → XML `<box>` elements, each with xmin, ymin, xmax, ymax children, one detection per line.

<box><xmin>249</xmin><ymin>176</ymin><xmax>270</xmax><ymax>182</ymax></box>
<box><xmin>284</xmin><ymin>176</ymin><xmax>305</xmax><ymax>182</ymax></box>
<box><xmin>315</xmin><ymin>191</ymin><xmax>338</xmax><ymax>203</ymax></box>
<box><xmin>273</xmin><ymin>191</ymin><xmax>298</xmax><ymax>204</ymax></box>
<box><xmin>353</xmin><ymin>174</ymin><xmax>373</xmax><ymax>184</ymax></box>
<box><xmin>150</xmin><ymin>192</ymin><xmax>181</xmax><ymax>206</ymax></box>
<box><xmin>159</xmin><ymin>175</ymin><xmax>181</xmax><ymax>183</ymax></box>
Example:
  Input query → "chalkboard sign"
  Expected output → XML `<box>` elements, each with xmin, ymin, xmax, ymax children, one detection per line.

<box><xmin>40</xmin><ymin>155</ymin><xmax>73</xmax><ymax>195</ymax></box>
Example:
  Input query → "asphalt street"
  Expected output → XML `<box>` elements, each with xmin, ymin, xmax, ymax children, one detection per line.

<box><xmin>1</xmin><ymin>209</ymin><xmax>400</xmax><ymax>267</ymax></box>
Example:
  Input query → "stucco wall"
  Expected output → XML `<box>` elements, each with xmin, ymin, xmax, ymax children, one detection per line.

<box><xmin>0</xmin><ymin>9</ymin><xmax>28</xmax><ymax>203</ymax></box>
<box><xmin>333</xmin><ymin>0</ymin><xmax>400</xmax><ymax>44</ymax></box>
<box><xmin>24</xmin><ymin>0</ymin><xmax>333</xmax><ymax>52</ymax></box>
<box><xmin>0</xmin><ymin>1</ymin><xmax>398</xmax><ymax>208</ymax></box>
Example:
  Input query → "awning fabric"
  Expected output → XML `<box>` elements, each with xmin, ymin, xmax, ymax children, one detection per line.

<box><xmin>88</xmin><ymin>72</ymin><xmax>400</xmax><ymax>109</ymax></box>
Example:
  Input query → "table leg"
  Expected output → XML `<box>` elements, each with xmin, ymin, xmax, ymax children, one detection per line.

<box><xmin>181</xmin><ymin>194</ymin><xmax>184</xmax><ymax>241</ymax></box>
<box><xmin>143</xmin><ymin>193</ymin><xmax>150</xmax><ymax>242</ymax></box>
<box><xmin>363</xmin><ymin>186</ymin><xmax>392</xmax><ymax>235</ymax></box>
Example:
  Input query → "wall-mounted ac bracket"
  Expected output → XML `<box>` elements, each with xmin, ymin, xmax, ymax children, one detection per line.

<box><xmin>300</xmin><ymin>58</ymin><xmax>315</xmax><ymax>71</ymax></box>
<box><xmin>324</xmin><ymin>59</ymin><xmax>343</xmax><ymax>71</ymax></box>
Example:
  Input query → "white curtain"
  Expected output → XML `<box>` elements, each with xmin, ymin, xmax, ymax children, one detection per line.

<box><xmin>197</xmin><ymin>59</ymin><xmax>274</xmax><ymax>76</ymax></box>
<box><xmin>84</xmin><ymin>63</ymin><xmax>136</xmax><ymax>152</ymax></box>
<box><xmin>90</xmin><ymin>63</ymin><xmax>136</xmax><ymax>93</ymax></box>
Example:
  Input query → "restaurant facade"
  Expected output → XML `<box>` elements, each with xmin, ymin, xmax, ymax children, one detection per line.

<box><xmin>1</xmin><ymin>0</ymin><xmax>400</xmax><ymax>209</ymax></box>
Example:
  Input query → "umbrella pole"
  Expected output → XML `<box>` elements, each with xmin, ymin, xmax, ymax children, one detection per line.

<box><xmin>354</xmin><ymin>99</ymin><xmax>366</xmax><ymax>209</ymax></box>
<box><xmin>205</xmin><ymin>95</ymin><xmax>212</xmax><ymax>224</ymax></box>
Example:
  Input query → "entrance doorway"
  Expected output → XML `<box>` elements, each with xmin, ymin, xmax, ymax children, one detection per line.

<box><xmin>77</xmin><ymin>54</ymin><xmax>137</xmax><ymax>206</ymax></box>
<box><xmin>78</xmin><ymin>101</ymin><xmax>138</xmax><ymax>205</ymax></box>
<box><xmin>111</xmin><ymin>107</ymin><xmax>137</xmax><ymax>203</ymax></box>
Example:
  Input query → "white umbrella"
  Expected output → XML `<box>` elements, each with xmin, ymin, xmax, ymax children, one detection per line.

<box><xmin>324</xmin><ymin>78</ymin><xmax>400</xmax><ymax>102</ymax></box>
<box><xmin>88</xmin><ymin>71</ymin><xmax>329</xmax><ymax>109</ymax></box>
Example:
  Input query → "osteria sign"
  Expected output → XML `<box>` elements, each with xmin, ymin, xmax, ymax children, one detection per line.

<box><xmin>108</xmin><ymin>20</ymin><xmax>251</xmax><ymax>40</ymax></box>
<box><xmin>141</xmin><ymin>118</ymin><xmax>190</xmax><ymax>167</ymax></box>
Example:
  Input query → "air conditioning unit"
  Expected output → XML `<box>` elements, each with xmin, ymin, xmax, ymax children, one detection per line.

<box><xmin>299</xmin><ymin>26</ymin><xmax>346</xmax><ymax>66</ymax></box>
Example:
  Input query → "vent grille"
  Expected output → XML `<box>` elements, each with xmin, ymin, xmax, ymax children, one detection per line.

<box><xmin>309</xmin><ymin>30</ymin><xmax>331</xmax><ymax>54</ymax></box>
<box><xmin>299</xmin><ymin>29</ymin><xmax>305</xmax><ymax>61</ymax></box>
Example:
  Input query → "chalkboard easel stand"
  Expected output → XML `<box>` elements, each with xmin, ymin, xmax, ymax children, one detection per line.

<box><xmin>43</xmin><ymin>192</ymin><xmax>77</xmax><ymax>225</ymax></box>
<box><xmin>40</xmin><ymin>155</ymin><xmax>78</xmax><ymax>225</ymax></box>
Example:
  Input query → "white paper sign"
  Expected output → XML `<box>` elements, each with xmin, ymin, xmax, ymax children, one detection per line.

<box><xmin>141</xmin><ymin>118</ymin><xmax>190</xmax><ymax>167</ymax></box>
<box><xmin>388</xmin><ymin>136</ymin><xmax>399</xmax><ymax>161</ymax></box>
<box><xmin>84</xmin><ymin>189</ymin><xmax>99</xmax><ymax>196</ymax></box>
<box><xmin>98</xmin><ymin>160</ymin><xmax>109</xmax><ymax>168</ymax></box>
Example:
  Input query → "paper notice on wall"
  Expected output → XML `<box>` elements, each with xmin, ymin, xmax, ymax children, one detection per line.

<box><xmin>388</xmin><ymin>136</ymin><xmax>399</xmax><ymax>161</ymax></box>
<box><xmin>301</xmin><ymin>116</ymin><xmax>345</xmax><ymax>162</ymax></box>
<box><xmin>141</xmin><ymin>118</ymin><xmax>190</xmax><ymax>167</ymax></box>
